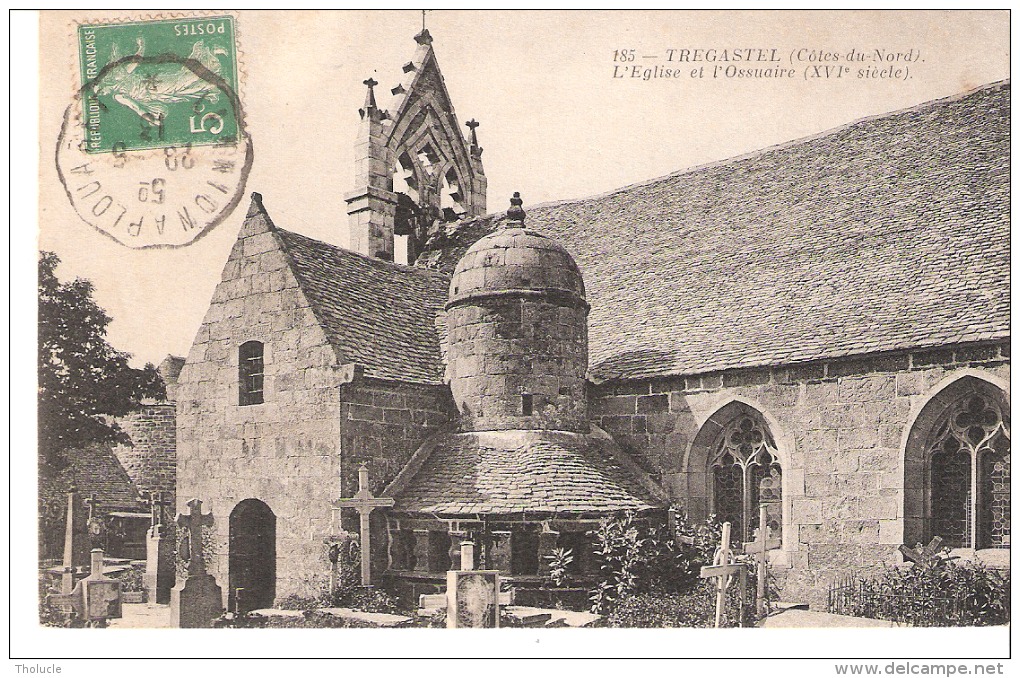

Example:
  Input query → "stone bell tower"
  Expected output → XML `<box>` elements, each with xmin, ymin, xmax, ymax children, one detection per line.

<box><xmin>344</xmin><ymin>29</ymin><xmax>486</xmax><ymax>263</ymax></box>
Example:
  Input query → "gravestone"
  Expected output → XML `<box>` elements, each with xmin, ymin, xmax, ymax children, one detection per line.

<box><xmin>446</xmin><ymin>541</ymin><xmax>501</xmax><ymax>628</ymax></box>
<box><xmin>169</xmin><ymin>498</ymin><xmax>223</xmax><ymax>628</ymax></box>
<box><xmin>59</xmin><ymin>487</ymin><xmax>89</xmax><ymax>596</ymax></box>
<box><xmin>143</xmin><ymin>492</ymin><xmax>174</xmax><ymax>604</ymax></box>
<box><xmin>48</xmin><ymin>548</ymin><xmax>122</xmax><ymax>626</ymax></box>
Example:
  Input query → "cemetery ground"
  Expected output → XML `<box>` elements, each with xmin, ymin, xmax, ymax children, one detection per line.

<box><xmin>41</xmin><ymin>489</ymin><xmax>1009</xmax><ymax>629</ymax></box>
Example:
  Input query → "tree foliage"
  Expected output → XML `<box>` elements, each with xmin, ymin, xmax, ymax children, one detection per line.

<box><xmin>37</xmin><ymin>251</ymin><xmax>164</xmax><ymax>473</ymax></box>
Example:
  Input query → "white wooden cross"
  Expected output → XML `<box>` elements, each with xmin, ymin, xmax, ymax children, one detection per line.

<box><xmin>743</xmin><ymin>506</ymin><xmax>781</xmax><ymax>617</ymax></box>
<box><xmin>700</xmin><ymin>521</ymin><xmax>748</xmax><ymax>628</ymax></box>
<box><xmin>176</xmin><ymin>498</ymin><xmax>214</xmax><ymax>577</ymax></box>
<box><xmin>333</xmin><ymin>464</ymin><xmax>394</xmax><ymax>586</ymax></box>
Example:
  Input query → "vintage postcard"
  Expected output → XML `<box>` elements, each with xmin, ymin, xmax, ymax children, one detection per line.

<box><xmin>16</xmin><ymin>8</ymin><xmax>1010</xmax><ymax>669</ymax></box>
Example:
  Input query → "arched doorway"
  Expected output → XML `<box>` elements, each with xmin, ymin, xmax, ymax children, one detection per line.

<box><xmin>229</xmin><ymin>499</ymin><xmax>276</xmax><ymax>612</ymax></box>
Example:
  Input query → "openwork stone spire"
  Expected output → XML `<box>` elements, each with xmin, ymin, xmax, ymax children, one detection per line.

<box><xmin>345</xmin><ymin>29</ymin><xmax>486</xmax><ymax>263</ymax></box>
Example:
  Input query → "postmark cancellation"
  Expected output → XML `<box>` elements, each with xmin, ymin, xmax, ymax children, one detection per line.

<box><xmin>57</xmin><ymin>15</ymin><xmax>252</xmax><ymax>248</ymax></box>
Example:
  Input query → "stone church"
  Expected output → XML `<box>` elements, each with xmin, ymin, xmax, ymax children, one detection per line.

<box><xmin>175</xmin><ymin>30</ymin><xmax>1010</xmax><ymax>609</ymax></box>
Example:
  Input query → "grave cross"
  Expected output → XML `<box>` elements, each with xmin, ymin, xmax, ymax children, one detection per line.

<box><xmin>333</xmin><ymin>464</ymin><xmax>394</xmax><ymax>586</ymax></box>
<box><xmin>743</xmin><ymin>506</ymin><xmax>781</xmax><ymax>617</ymax></box>
<box><xmin>143</xmin><ymin>491</ymin><xmax>166</xmax><ymax>528</ymax></box>
<box><xmin>176</xmin><ymin>498</ymin><xmax>214</xmax><ymax>576</ymax></box>
<box><xmin>899</xmin><ymin>536</ymin><xmax>944</xmax><ymax>567</ymax></box>
<box><xmin>700</xmin><ymin>522</ymin><xmax>747</xmax><ymax>628</ymax></box>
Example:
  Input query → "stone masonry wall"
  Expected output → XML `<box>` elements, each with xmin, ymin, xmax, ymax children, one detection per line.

<box><xmin>591</xmin><ymin>341</ymin><xmax>1010</xmax><ymax>606</ymax></box>
<box><xmin>447</xmin><ymin>297</ymin><xmax>589</xmax><ymax>432</ymax></box>
<box><xmin>177</xmin><ymin>214</ymin><xmax>346</xmax><ymax>605</ymax></box>
<box><xmin>114</xmin><ymin>403</ymin><xmax>177</xmax><ymax>506</ymax></box>
<box><xmin>338</xmin><ymin>379</ymin><xmax>455</xmax><ymax>580</ymax></box>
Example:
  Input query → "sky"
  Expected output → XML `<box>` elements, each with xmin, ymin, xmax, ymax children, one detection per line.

<box><xmin>35</xmin><ymin>10</ymin><xmax>1010</xmax><ymax>366</ymax></box>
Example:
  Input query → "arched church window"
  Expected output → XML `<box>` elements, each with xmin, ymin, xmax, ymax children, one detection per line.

<box><xmin>710</xmin><ymin>415</ymin><xmax>782</xmax><ymax>544</ymax></box>
<box><xmin>238</xmin><ymin>341</ymin><xmax>264</xmax><ymax>406</ymax></box>
<box><xmin>925</xmin><ymin>393</ymin><xmax>1010</xmax><ymax>549</ymax></box>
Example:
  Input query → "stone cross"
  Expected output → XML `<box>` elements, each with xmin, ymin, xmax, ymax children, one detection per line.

<box><xmin>743</xmin><ymin>506</ymin><xmax>781</xmax><ymax>617</ymax></box>
<box><xmin>176</xmin><ymin>498</ymin><xmax>214</xmax><ymax>577</ymax></box>
<box><xmin>899</xmin><ymin>536</ymin><xmax>944</xmax><ymax>567</ymax></box>
<box><xmin>466</xmin><ymin>119</ymin><xmax>480</xmax><ymax>147</ymax></box>
<box><xmin>333</xmin><ymin>464</ymin><xmax>394</xmax><ymax>586</ymax></box>
<box><xmin>700</xmin><ymin>521</ymin><xmax>747</xmax><ymax>628</ymax></box>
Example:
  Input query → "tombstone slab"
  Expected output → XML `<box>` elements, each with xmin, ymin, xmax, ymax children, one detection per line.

<box><xmin>447</xmin><ymin>569</ymin><xmax>500</xmax><ymax>628</ymax></box>
<box><xmin>143</xmin><ymin>492</ymin><xmax>174</xmax><ymax>604</ymax></box>
<box><xmin>169</xmin><ymin>498</ymin><xmax>224</xmax><ymax>628</ymax></box>
<box><xmin>144</xmin><ymin>525</ymin><xmax>174</xmax><ymax>604</ymax></box>
<box><xmin>170</xmin><ymin>575</ymin><xmax>223</xmax><ymax>628</ymax></box>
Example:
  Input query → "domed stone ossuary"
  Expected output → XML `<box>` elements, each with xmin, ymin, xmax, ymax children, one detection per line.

<box><xmin>446</xmin><ymin>194</ymin><xmax>590</xmax><ymax>433</ymax></box>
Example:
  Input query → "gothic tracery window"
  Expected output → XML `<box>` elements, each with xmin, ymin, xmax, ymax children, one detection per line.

<box><xmin>926</xmin><ymin>393</ymin><xmax>1010</xmax><ymax>549</ymax></box>
<box><xmin>710</xmin><ymin>415</ymin><xmax>782</xmax><ymax>544</ymax></box>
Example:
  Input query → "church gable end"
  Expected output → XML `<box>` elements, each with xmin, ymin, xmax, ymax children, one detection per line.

<box><xmin>176</xmin><ymin>193</ymin><xmax>344</xmax><ymax>603</ymax></box>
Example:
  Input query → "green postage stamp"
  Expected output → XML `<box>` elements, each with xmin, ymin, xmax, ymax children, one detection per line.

<box><xmin>78</xmin><ymin>16</ymin><xmax>240</xmax><ymax>153</ymax></box>
<box><xmin>57</xmin><ymin>14</ymin><xmax>251</xmax><ymax>248</ymax></box>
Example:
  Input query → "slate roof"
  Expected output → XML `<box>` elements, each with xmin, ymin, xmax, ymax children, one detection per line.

<box><xmin>417</xmin><ymin>82</ymin><xmax>1011</xmax><ymax>382</ymax></box>
<box><xmin>39</xmin><ymin>444</ymin><xmax>145</xmax><ymax>513</ymax></box>
<box><xmin>276</xmin><ymin>229</ymin><xmax>451</xmax><ymax>384</ymax></box>
<box><xmin>388</xmin><ymin>430</ymin><xmax>665</xmax><ymax>516</ymax></box>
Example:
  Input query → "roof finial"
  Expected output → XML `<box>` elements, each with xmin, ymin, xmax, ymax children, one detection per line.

<box><xmin>359</xmin><ymin>77</ymin><xmax>378</xmax><ymax>119</ymax></box>
<box><xmin>414</xmin><ymin>28</ymin><xmax>433</xmax><ymax>46</ymax></box>
<box><xmin>507</xmin><ymin>192</ymin><xmax>526</xmax><ymax>224</ymax></box>
<box><xmin>466</xmin><ymin>119</ymin><xmax>483</xmax><ymax>159</ymax></box>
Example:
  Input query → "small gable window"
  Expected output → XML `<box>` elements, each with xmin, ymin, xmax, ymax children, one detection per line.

<box><xmin>239</xmin><ymin>341</ymin><xmax>265</xmax><ymax>406</ymax></box>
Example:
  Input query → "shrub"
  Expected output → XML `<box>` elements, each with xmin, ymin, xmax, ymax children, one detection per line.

<box><xmin>545</xmin><ymin>547</ymin><xmax>574</xmax><ymax>588</ymax></box>
<box><xmin>589</xmin><ymin>513</ymin><xmax>646</xmax><ymax>613</ymax></box>
<box><xmin>831</xmin><ymin>553</ymin><xmax>1010</xmax><ymax>627</ymax></box>
<box><xmin>589</xmin><ymin>509</ymin><xmax>728</xmax><ymax>615</ymax></box>
<box><xmin>276</xmin><ymin>593</ymin><xmax>320</xmax><ymax>611</ymax></box>
<box><xmin>339</xmin><ymin>586</ymin><xmax>401</xmax><ymax>614</ymax></box>
<box><xmin>606</xmin><ymin>583</ymin><xmax>744</xmax><ymax>628</ymax></box>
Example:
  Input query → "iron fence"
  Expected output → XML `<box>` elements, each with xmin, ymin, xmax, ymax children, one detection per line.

<box><xmin>826</xmin><ymin>572</ymin><xmax>1009</xmax><ymax>627</ymax></box>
